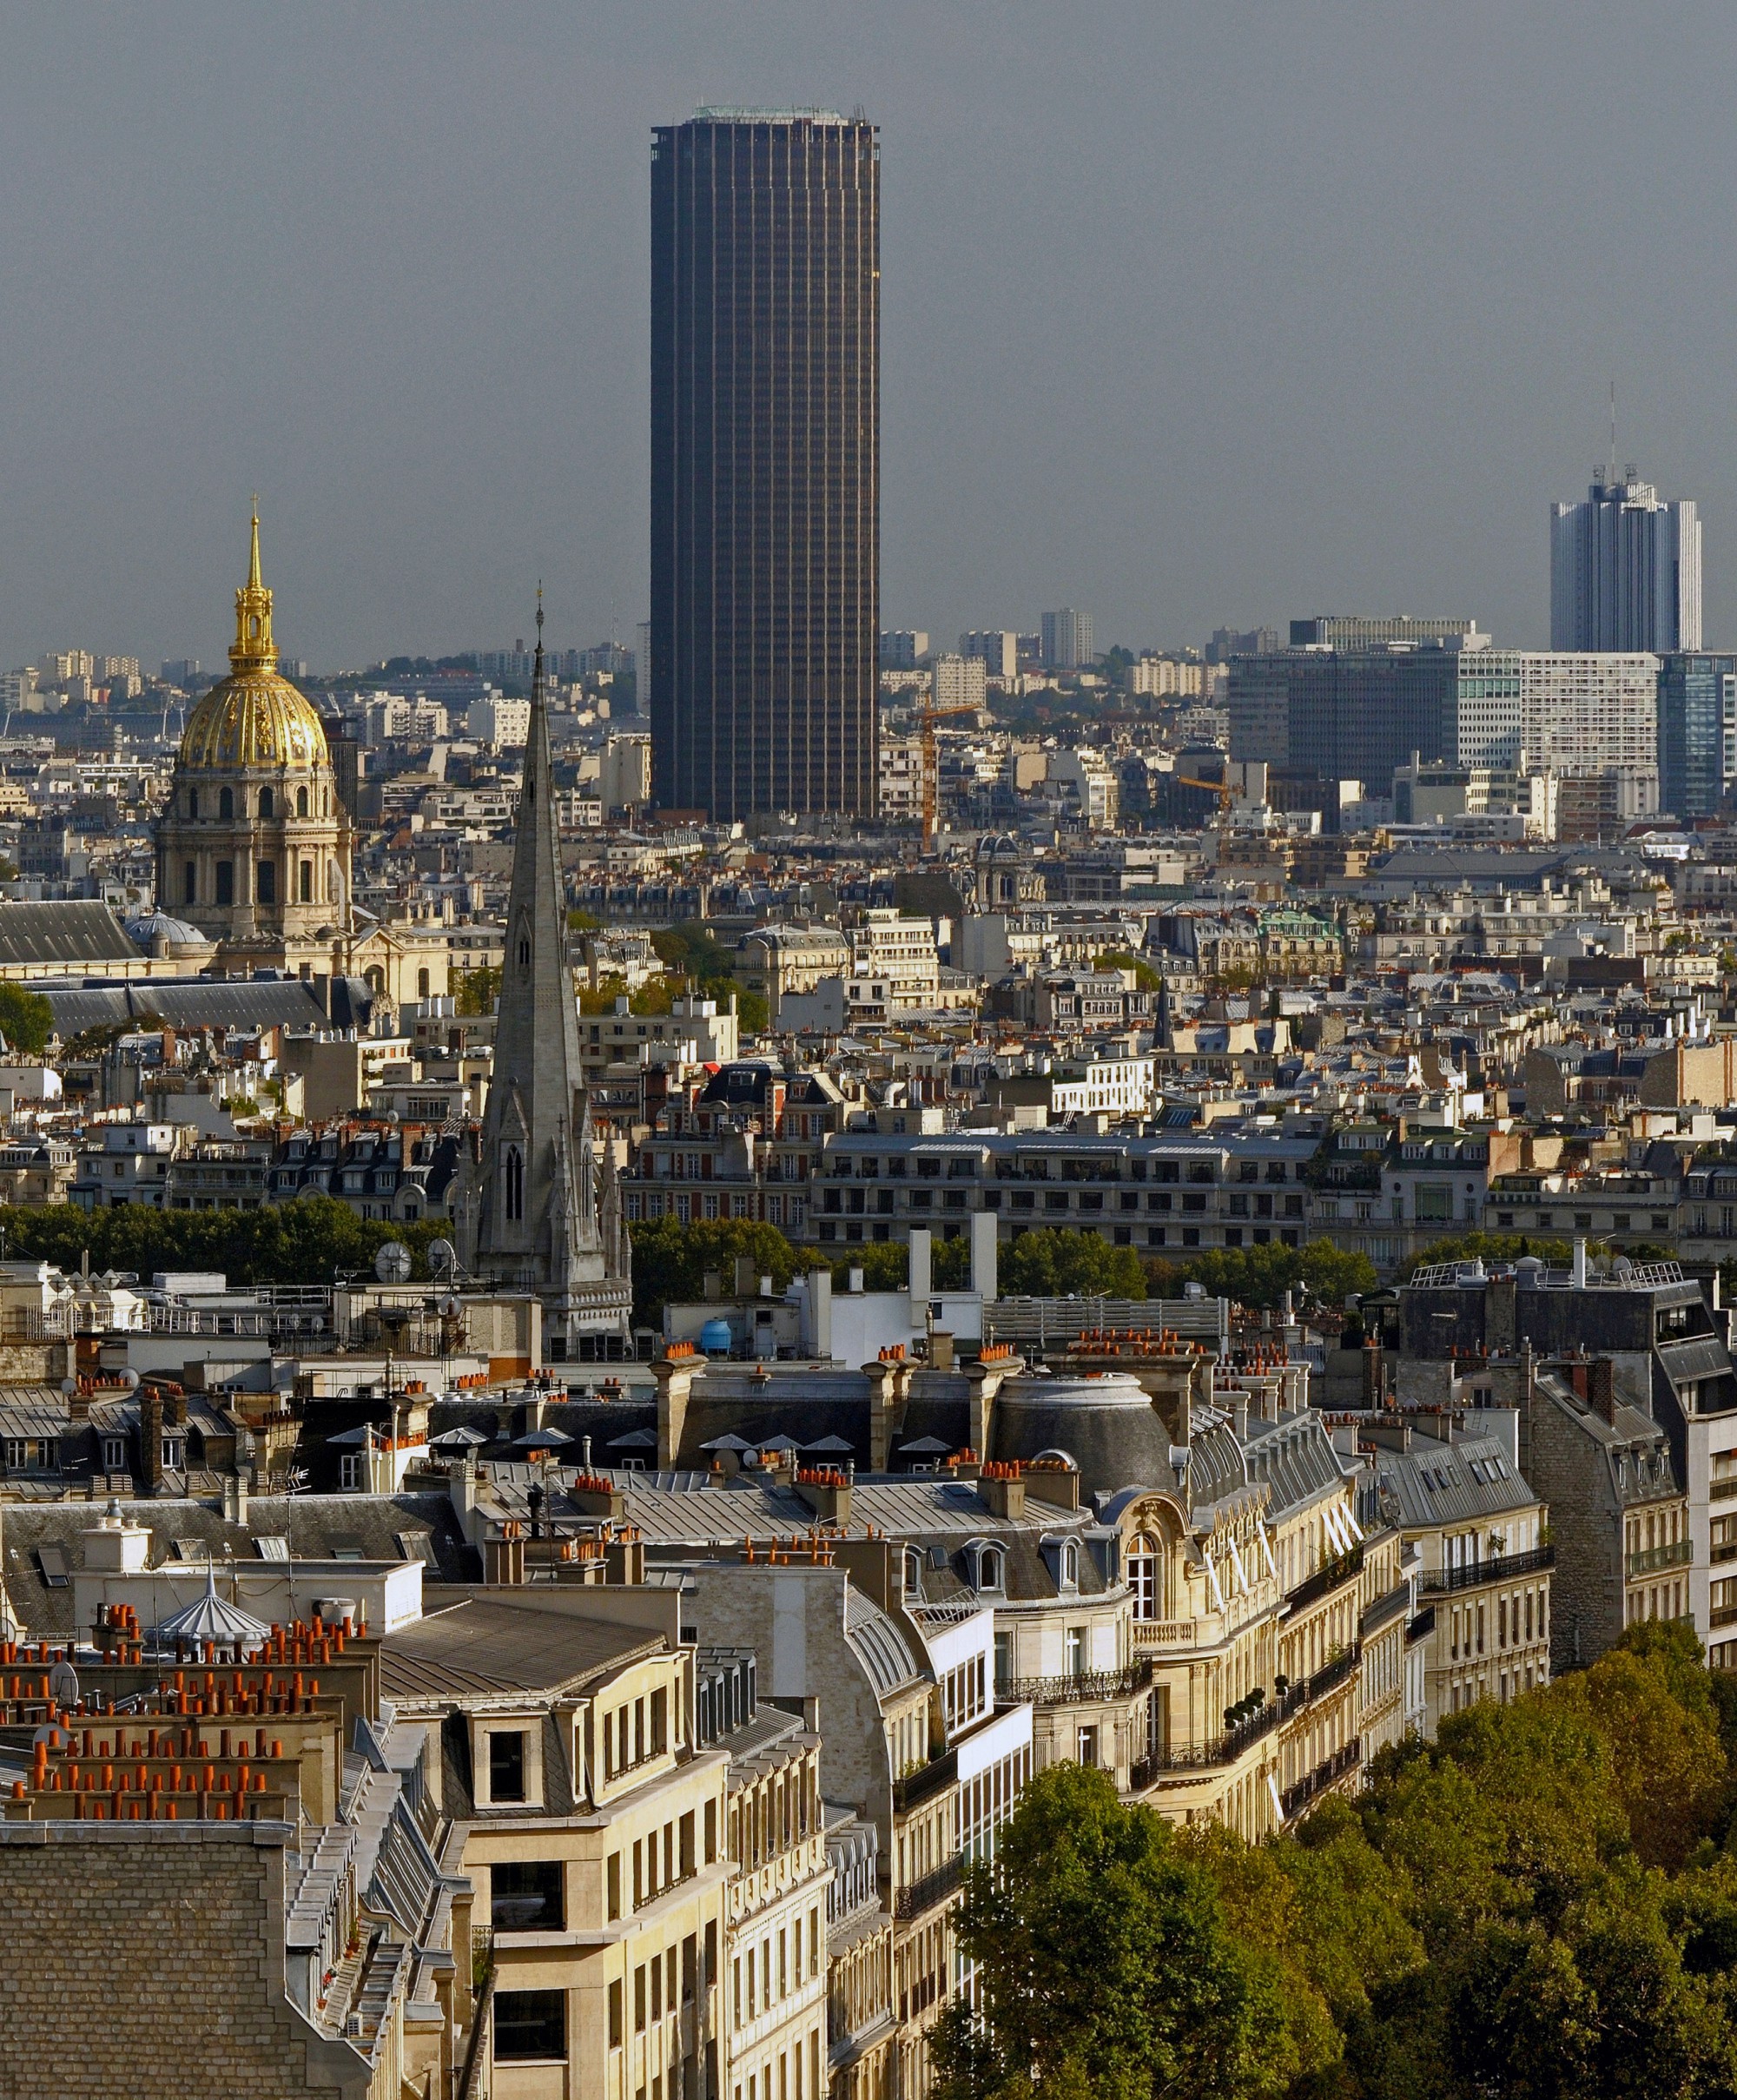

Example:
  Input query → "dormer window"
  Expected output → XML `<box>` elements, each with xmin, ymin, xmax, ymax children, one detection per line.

<box><xmin>903</xmin><ymin>1549</ymin><xmax>923</xmax><ymax>1599</ymax></box>
<box><xmin>968</xmin><ymin>1540</ymin><xmax>1005</xmax><ymax>1593</ymax></box>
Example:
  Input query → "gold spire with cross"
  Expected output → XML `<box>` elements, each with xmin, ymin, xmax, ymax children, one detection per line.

<box><xmin>230</xmin><ymin>503</ymin><xmax>276</xmax><ymax>673</ymax></box>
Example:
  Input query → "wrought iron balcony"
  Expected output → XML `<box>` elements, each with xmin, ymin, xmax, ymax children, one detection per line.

<box><xmin>1419</xmin><ymin>1545</ymin><xmax>1554</xmax><ymax>1595</ymax></box>
<box><xmin>894</xmin><ymin>1855</ymin><xmax>965</xmax><ymax>1920</ymax></box>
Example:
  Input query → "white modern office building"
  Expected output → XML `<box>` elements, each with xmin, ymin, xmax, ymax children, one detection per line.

<box><xmin>1551</xmin><ymin>466</ymin><xmax>1701</xmax><ymax>654</ymax></box>
<box><xmin>1452</xmin><ymin>650</ymin><xmax>1659</xmax><ymax>780</ymax></box>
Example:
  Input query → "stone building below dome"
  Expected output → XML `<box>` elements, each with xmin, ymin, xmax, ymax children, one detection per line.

<box><xmin>154</xmin><ymin>515</ymin><xmax>352</xmax><ymax>981</ymax></box>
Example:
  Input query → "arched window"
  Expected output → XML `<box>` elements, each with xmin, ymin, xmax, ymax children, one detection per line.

<box><xmin>219</xmin><ymin>786</ymin><xmax>234</xmax><ymax>821</ymax></box>
<box><xmin>296</xmin><ymin>785</ymin><xmax>308</xmax><ymax>818</ymax></box>
<box><xmin>518</xmin><ymin>936</ymin><xmax>531</xmax><ymax>968</ymax></box>
<box><xmin>975</xmin><ymin>1543</ymin><xmax>1006</xmax><ymax>1593</ymax></box>
<box><xmin>1127</xmin><ymin>1532</ymin><xmax>1163</xmax><ymax>1621</ymax></box>
<box><xmin>903</xmin><ymin>1549</ymin><xmax>923</xmax><ymax>1599</ymax></box>
<box><xmin>258</xmin><ymin>786</ymin><xmax>274</xmax><ymax>819</ymax></box>
<box><xmin>1062</xmin><ymin>1542</ymin><xmax>1080</xmax><ymax>1588</ymax></box>
<box><xmin>504</xmin><ymin>1144</ymin><xmax>525</xmax><ymax>1222</ymax></box>
<box><xmin>188</xmin><ymin>788</ymin><xmax>199</xmax><ymax>820</ymax></box>
<box><xmin>299</xmin><ymin>861</ymin><xmax>313</xmax><ymax>903</ymax></box>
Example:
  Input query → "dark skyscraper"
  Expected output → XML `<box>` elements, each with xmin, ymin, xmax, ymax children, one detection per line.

<box><xmin>651</xmin><ymin>109</ymin><xmax>879</xmax><ymax>821</ymax></box>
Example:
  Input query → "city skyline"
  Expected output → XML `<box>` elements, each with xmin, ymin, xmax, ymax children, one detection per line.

<box><xmin>7</xmin><ymin>5</ymin><xmax>1737</xmax><ymax>668</ymax></box>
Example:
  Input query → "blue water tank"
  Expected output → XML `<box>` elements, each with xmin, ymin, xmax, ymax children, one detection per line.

<box><xmin>699</xmin><ymin>1318</ymin><xmax>734</xmax><ymax>1357</ymax></box>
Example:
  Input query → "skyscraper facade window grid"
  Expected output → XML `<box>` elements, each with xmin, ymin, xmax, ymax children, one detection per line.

<box><xmin>1550</xmin><ymin>468</ymin><xmax>1701</xmax><ymax>655</ymax></box>
<box><xmin>650</xmin><ymin>109</ymin><xmax>879</xmax><ymax>821</ymax></box>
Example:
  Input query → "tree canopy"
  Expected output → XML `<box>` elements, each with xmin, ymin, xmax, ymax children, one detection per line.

<box><xmin>936</xmin><ymin>1625</ymin><xmax>1737</xmax><ymax>2100</ymax></box>
<box><xmin>0</xmin><ymin>1194</ymin><xmax>448</xmax><ymax>1285</ymax></box>
<box><xmin>0</xmin><ymin>982</ymin><xmax>55</xmax><ymax>1055</ymax></box>
<box><xmin>1001</xmin><ymin>1228</ymin><xmax>1148</xmax><ymax>1300</ymax></box>
<box><xmin>1147</xmin><ymin>1238</ymin><xmax>1379</xmax><ymax>1311</ymax></box>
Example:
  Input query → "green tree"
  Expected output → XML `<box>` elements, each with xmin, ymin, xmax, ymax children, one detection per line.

<box><xmin>933</xmin><ymin>1765</ymin><xmax>1294</xmax><ymax>2100</ymax></box>
<box><xmin>453</xmin><ymin>964</ymin><xmax>500</xmax><ymax>1016</ymax></box>
<box><xmin>0</xmin><ymin>1194</ymin><xmax>447</xmax><ymax>1286</ymax></box>
<box><xmin>1145</xmin><ymin>1238</ymin><xmax>1377</xmax><ymax>1311</ymax></box>
<box><xmin>626</xmin><ymin>1217</ymin><xmax>800</xmax><ymax>1330</ymax></box>
<box><xmin>1397</xmin><ymin>1232</ymin><xmax>1579</xmax><ymax>1280</ymax></box>
<box><xmin>0</xmin><ymin>981</ymin><xmax>55</xmax><ymax>1054</ymax></box>
<box><xmin>999</xmin><ymin>1228</ymin><xmax>1147</xmax><ymax>1300</ymax></box>
<box><xmin>1093</xmin><ymin>949</ymin><xmax>1161</xmax><ymax>991</ymax></box>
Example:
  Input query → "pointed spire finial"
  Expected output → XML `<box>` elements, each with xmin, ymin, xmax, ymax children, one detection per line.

<box><xmin>230</xmin><ymin>499</ymin><xmax>276</xmax><ymax>672</ymax></box>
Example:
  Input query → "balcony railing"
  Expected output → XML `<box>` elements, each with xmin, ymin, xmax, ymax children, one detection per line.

<box><xmin>893</xmin><ymin>1747</ymin><xmax>958</xmax><ymax>1817</ymax></box>
<box><xmin>1627</xmin><ymin>1539</ymin><xmax>1693</xmax><ymax>1579</ymax></box>
<box><xmin>1420</xmin><ymin>1545</ymin><xmax>1555</xmax><ymax>1596</ymax></box>
<box><xmin>1286</xmin><ymin>1544</ymin><xmax>1364</xmax><ymax>1615</ymax></box>
<box><xmin>1301</xmin><ymin>1646</ymin><xmax>1360</xmax><ymax>1705</ymax></box>
<box><xmin>1406</xmin><ymin>1607</ymin><xmax>1436</xmax><ymax>1645</ymax></box>
<box><xmin>895</xmin><ymin>1856</ymin><xmax>965</xmax><ymax>1920</ymax></box>
<box><xmin>1000</xmin><ymin>1660</ymin><xmax>1152</xmax><ymax>1708</ymax></box>
<box><xmin>1129</xmin><ymin>1618</ymin><xmax>1202</xmax><ymax>1648</ymax></box>
<box><xmin>1281</xmin><ymin>1739</ymin><xmax>1361</xmax><ymax>1821</ymax></box>
<box><xmin>1128</xmin><ymin>1643</ymin><xmax>1362</xmax><ymax>1785</ymax></box>
<box><xmin>1710</xmin><ymin>1476</ymin><xmax>1737</xmax><ymax>1502</ymax></box>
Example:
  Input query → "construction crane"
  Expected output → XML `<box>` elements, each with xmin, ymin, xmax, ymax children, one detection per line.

<box><xmin>1172</xmin><ymin>770</ymin><xmax>1234</xmax><ymax>817</ymax></box>
<box><xmin>918</xmin><ymin>702</ymin><xmax>982</xmax><ymax>851</ymax></box>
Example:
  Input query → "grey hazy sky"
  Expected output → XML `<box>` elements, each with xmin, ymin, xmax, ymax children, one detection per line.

<box><xmin>5</xmin><ymin>2</ymin><xmax>1735</xmax><ymax>672</ymax></box>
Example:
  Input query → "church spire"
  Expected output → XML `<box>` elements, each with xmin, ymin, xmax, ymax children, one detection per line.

<box><xmin>458</xmin><ymin>586</ymin><xmax>631</xmax><ymax>1358</ymax></box>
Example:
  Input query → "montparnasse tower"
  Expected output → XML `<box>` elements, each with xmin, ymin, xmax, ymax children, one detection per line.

<box><xmin>155</xmin><ymin>512</ymin><xmax>352</xmax><ymax>980</ymax></box>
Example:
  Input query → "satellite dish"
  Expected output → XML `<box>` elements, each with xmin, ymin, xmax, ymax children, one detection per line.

<box><xmin>429</xmin><ymin>1238</ymin><xmax>457</xmax><ymax>1278</ymax></box>
<box><xmin>374</xmin><ymin>1240</ymin><xmax>413</xmax><ymax>1285</ymax></box>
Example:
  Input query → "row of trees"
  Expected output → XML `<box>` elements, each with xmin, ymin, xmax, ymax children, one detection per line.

<box><xmin>0</xmin><ymin>1195</ymin><xmax>451</xmax><ymax>1286</ymax></box>
<box><xmin>624</xmin><ymin>1220</ymin><xmax>1378</xmax><ymax>1331</ymax></box>
<box><xmin>937</xmin><ymin>1621</ymin><xmax>1737</xmax><ymax>2100</ymax></box>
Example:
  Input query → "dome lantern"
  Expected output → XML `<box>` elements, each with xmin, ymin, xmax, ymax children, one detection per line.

<box><xmin>175</xmin><ymin>511</ymin><xmax>329</xmax><ymax>773</ymax></box>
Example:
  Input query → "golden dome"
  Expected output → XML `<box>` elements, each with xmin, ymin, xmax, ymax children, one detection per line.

<box><xmin>177</xmin><ymin>513</ymin><xmax>330</xmax><ymax>773</ymax></box>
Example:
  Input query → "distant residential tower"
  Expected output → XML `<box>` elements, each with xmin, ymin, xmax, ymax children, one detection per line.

<box><xmin>1040</xmin><ymin>607</ymin><xmax>1093</xmax><ymax>671</ymax></box>
<box><xmin>651</xmin><ymin>109</ymin><xmax>880</xmax><ymax>821</ymax></box>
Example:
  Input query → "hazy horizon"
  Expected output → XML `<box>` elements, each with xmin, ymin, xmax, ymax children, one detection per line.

<box><xmin>5</xmin><ymin>2</ymin><xmax>1736</xmax><ymax>673</ymax></box>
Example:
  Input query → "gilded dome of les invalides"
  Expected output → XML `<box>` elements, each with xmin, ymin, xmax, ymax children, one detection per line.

<box><xmin>176</xmin><ymin>513</ymin><xmax>329</xmax><ymax>773</ymax></box>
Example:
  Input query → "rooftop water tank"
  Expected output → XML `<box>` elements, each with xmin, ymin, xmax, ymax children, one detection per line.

<box><xmin>700</xmin><ymin>1318</ymin><xmax>734</xmax><ymax>1357</ymax></box>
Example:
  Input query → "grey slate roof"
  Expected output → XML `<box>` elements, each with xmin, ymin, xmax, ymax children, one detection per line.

<box><xmin>1241</xmin><ymin>1411</ymin><xmax>1354</xmax><ymax>1524</ymax></box>
<box><xmin>843</xmin><ymin>1588</ymin><xmax>922</xmax><ymax>1697</ymax></box>
<box><xmin>1367</xmin><ymin>1433</ymin><xmax>1537</xmax><ymax>1531</ymax></box>
<box><xmin>380</xmin><ymin>1591</ymin><xmax>664</xmax><ymax>1701</ymax></box>
<box><xmin>0</xmin><ymin>1489</ymin><xmax>475</xmax><ymax>1637</ymax></box>
<box><xmin>0</xmin><ymin>901</ymin><xmax>137</xmax><ymax>969</ymax></box>
<box><xmin>39</xmin><ymin>978</ymin><xmax>334</xmax><ymax>1035</ymax></box>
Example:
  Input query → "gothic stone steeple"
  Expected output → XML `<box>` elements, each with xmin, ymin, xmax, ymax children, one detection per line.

<box><xmin>459</xmin><ymin>594</ymin><xmax>631</xmax><ymax>1357</ymax></box>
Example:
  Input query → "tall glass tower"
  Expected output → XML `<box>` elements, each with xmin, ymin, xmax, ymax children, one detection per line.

<box><xmin>1550</xmin><ymin>466</ymin><xmax>1701</xmax><ymax>653</ymax></box>
<box><xmin>651</xmin><ymin>109</ymin><xmax>880</xmax><ymax>821</ymax></box>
